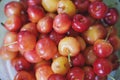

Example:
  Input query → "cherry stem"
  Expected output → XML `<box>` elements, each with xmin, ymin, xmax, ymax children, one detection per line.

<box><xmin>108</xmin><ymin>75</ymin><xmax>115</xmax><ymax>80</ymax></box>
<box><xmin>105</xmin><ymin>26</ymin><xmax>113</xmax><ymax>41</ymax></box>
<box><xmin>68</xmin><ymin>54</ymin><xmax>72</xmax><ymax>67</ymax></box>
<box><xmin>4</xmin><ymin>41</ymin><xmax>17</xmax><ymax>47</ymax></box>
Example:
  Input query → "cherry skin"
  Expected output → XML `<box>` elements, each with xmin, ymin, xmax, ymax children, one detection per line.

<box><xmin>93</xmin><ymin>39</ymin><xmax>113</xmax><ymax>58</ymax></box>
<box><xmin>14</xmin><ymin>71</ymin><xmax>36</xmax><ymax>80</ymax></box>
<box><xmin>72</xmin><ymin>14</ymin><xmax>90</xmax><ymax>33</ymax></box>
<box><xmin>71</xmin><ymin>53</ymin><xmax>85</xmax><ymax>67</ymax></box>
<box><xmin>36</xmin><ymin>37</ymin><xmax>57</xmax><ymax>60</ymax></box>
<box><xmin>18</xmin><ymin>31</ymin><xmax>37</xmax><ymax>52</ymax></box>
<box><xmin>35</xmin><ymin>65</ymin><xmax>54</xmax><ymax>80</ymax></box>
<box><xmin>66</xmin><ymin>67</ymin><xmax>85</xmax><ymax>80</ymax></box>
<box><xmin>93</xmin><ymin>58</ymin><xmax>112</xmax><ymax>77</ymax></box>
<box><xmin>49</xmin><ymin>30</ymin><xmax>65</xmax><ymax>45</ymax></box>
<box><xmin>53</xmin><ymin>13</ymin><xmax>72</xmax><ymax>34</ymax></box>
<box><xmin>11</xmin><ymin>56</ymin><xmax>32</xmax><ymax>71</ymax></box>
<box><xmin>73</xmin><ymin>0</ymin><xmax>90</xmax><ymax>13</ymax></box>
<box><xmin>4</xmin><ymin>15</ymin><xmax>22</xmax><ymax>32</ymax></box>
<box><xmin>103</xmin><ymin>8</ymin><xmax>119</xmax><ymax>26</ymax></box>
<box><xmin>48</xmin><ymin>74</ymin><xmax>65</xmax><ymax>80</ymax></box>
<box><xmin>83</xmin><ymin>66</ymin><xmax>95</xmax><ymax>80</ymax></box>
<box><xmin>89</xmin><ymin>1</ymin><xmax>108</xmax><ymax>19</ymax></box>
<box><xmin>27</xmin><ymin>5</ymin><xmax>45</xmax><ymax>23</ymax></box>
<box><xmin>4</xmin><ymin>1</ymin><xmax>23</xmax><ymax>17</ymax></box>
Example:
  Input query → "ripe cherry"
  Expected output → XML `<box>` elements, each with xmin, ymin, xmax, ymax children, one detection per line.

<box><xmin>89</xmin><ymin>1</ymin><xmax>108</xmax><ymax>19</ymax></box>
<box><xmin>94</xmin><ymin>39</ymin><xmax>113</xmax><ymax>58</ymax></box>
<box><xmin>103</xmin><ymin>8</ymin><xmax>119</xmax><ymax>26</ymax></box>
<box><xmin>72</xmin><ymin>14</ymin><xmax>90</xmax><ymax>33</ymax></box>
<box><xmin>66</xmin><ymin>67</ymin><xmax>85</xmax><ymax>80</ymax></box>
<box><xmin>93</xmin><ymin>58</ymin><xmax>112</xmax><ymax>77</ymax></box>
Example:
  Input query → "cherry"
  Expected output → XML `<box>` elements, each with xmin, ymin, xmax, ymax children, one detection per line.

<box><xmin>48</xmin><ymin>74</ymin><xmax>65</xmax><ymax>80</ymax></box>
<box><xmin>14</xmin><ymin>71</ymin><xmax>35</xmax><ymax>80</ymax></box>
<box><xmin>53</xmin><ymin>13</ymin><xmax>72</xmax><ymax>34</ymax></box>
<box><xmin>93</xmin><ymin>58</ymin><xmax>112</xmax><ymax>77</ymax></box>
<box><xmin>37</xmin><ymin>16</ymin><xmax>53</xmax><ymax>34</ymax></box>
<box><xmin>18</xmin><ymin>31</ymin><xmax>37</xmax><ymax>52</ymax></box>
<box><xmin>72</xmin><ymin>14</ymin><xmax>90</xmax><ymax>33</ymax></box>
<box><xmin>49</xmin><ymin>30</ymin><xmax>65</xmax><ymax>45</ymax></box>
<box><xmin>4</xmin><ymin>1</ymin><xmax>24</xmax><ymax>17</ymax></box>
<box><xmin>66</xmin><ymin>67</ymin><xmax>85</xmax><ymax>80</ymax></box>
<box><xmin>27</xmin><ymin>5</ymin><xmax>45</xmax><ymax>23</ymax></box>
<box><xmin>4</xmin><ymin>32</ymin><xmax>19</xmax><ymax>52</ymax></box>
<box><xmin>73</xmin><ymin>0</ymin><xmax>90</xmax><ymax>13</ymax></box>
<box><xmin>89</xmin><ymin>1</ymin><xmax>108</xmax><ymax>19</ymax></box>
<box><xmin>84</xmin><ymin>46</ymin><xmax>97</xmax><ymax>65</ymax></box>
<box><xmin>94</xmin><ymin>39</ymin><xmax>113</xmax><ymax>58</ymax></box>
<box><xmin>83</xmin><ymin>66</ymin><xmax>95</xmax><ymax>80</ymax></box>
<box><xmin>4</xmin><ymin>15</ymin><xmax>22</xmax><ymax>32</ymax></box>
<box><xmin>103</xmin><ymin>8</ymin><xmax>119</xmax><ymax>25</ymax></box>
<box><xmin>11</xmin><ymin>56</ymin><xmax>32</xmax><ymax>71</ymax></box>
<box><xmin>36</xmin><ymin>65</ymin><xmax>54</xmax><ymax>80</ymax></box>
<box><xmin>71</xmin><ymin>53</ymin><xmax>85</xmax><ymax>67</ymax></box>
<box><xmin>36</xmin><ymin>37</ymin><xmax>57</xmax><ymax>60</ymax></box>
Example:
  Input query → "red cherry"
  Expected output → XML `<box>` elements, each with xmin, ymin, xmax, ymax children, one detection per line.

<box><xmin>93</xmin><ymin>39</ymin><xmax>113</xmax><ymax>58</ymax></box>
<box><xmin>93</xmin><ymin>58</ymin><xmax>112</xmax><ymax>77</ymax></box>
<box><xmin>89</xmin><ymin>1</ymin><xmax>108</xmax><ymax>19</ymax></box>
<box><xmin>71</xmin><ymin>53</ymin><xmax>85</xmax><ymax>67</ymax></box>
<box><xmin>66</xmin><ymin>67</ymin><xmax>85</xmax><ymax>80</ymax></box>
<box><xmin>72</xmin><ymin>14</ymin><xmax>90</xmax><ymax>32</ymax></box>
<box><xmin>103</xmin><ymin>8</ymin><xmax>119</xmax><ymax>26</ymax></box>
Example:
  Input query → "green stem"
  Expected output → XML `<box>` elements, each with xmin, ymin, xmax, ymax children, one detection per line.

<box><xmin>68</xmin><ymin>54</ymin><xmax>72</xmax><ymax>67</ymax></box>
<box><xmin>4</xmin><ymin>41</ymin><xmax>17</xmax><ymax>46</ymax></box>
<box><xmin>105</xmin><ymin>26</ymin><xmax>113</xmax><ymax>41</ymax></box>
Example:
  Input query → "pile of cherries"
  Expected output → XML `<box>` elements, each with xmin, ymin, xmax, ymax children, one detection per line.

<box><xmin>0</xmin><ymin>0</ymin><xmax>120</xmax><ymax>80</ymax></box>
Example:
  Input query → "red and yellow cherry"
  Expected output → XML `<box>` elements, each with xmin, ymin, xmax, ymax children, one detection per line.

<box><xmin>23</xmin><ymin>49</ymin><xmax>43</xmax><ymax>63</ymax></box>
<box><xmin>36</xmin><ymin>37</ymin><xmax>57</xmax><ymax>60</ymax></box>
<box><xmin>84</xmin><ymin>46</ymin><xmax>97</xmax><ymax>65</ymax></box>
<box><xmin>58</xmin><ymin>36</ymin><xmax>80</xmax><ymax>56</ymax></box>
<box><xmin>37</xmin><ymin>16</ymin><xmax>53</xmax><ymax>34</ymax></box>
<box><xmin>18</xmin><ymin>31</ymin><xmax>37</xmax><ymax>52</ymax></box>
<box><xmin>36</xmin><ymin>64</ymin><xmax>54</xmax><ymax>80</ymax></box>
<box><xmin>0</xmin><ymin>46</ymin><xmax>18</xmax><ymax>60</ymax></box>
<box><xmin>4</xmin><ymin>32</ymin><xmax>19</xmax><ymax>52</ymax></box>
<box><xmin>4</xmin><ymin>15</ymin><xmax>22</xmax><ymax>32</ymax></box>
<box><xmin>82</xmin><ymin>24</ymin><xmax>106</xmax><ymax>44</ymax></box>
<box><xmin>4</xmin><ymin>1</ymin><xmax>23</xmax><ymax>17</ymax></box>
<box><xmin>14</xmin><ymin>71</ymin><xmax>36</xmax><ymax>80</ymax></box>
<box><xmin>27</xmin><ymin>5</ymin><xmax>45</xmax><ymax>23</ymax></box>
<box><xmin>42</xmin><ymin>0</ymin><xmax>59</xmax><ymax>12</ymax></box>
<box><xmin>53</xmin><ymin>13</ymin><xmax>72</xmax><ymax>34</ymax></box>
<box><xmin>57</xmin><ymin>0</ymin><xmax>76</xmax><ymax>17</ymax></box>
<box><xmin>20</xmin><ymin>22</ymin><xmax>38</xmax><ymax>37</ymax></box>
<box><xmin>51</xmin><ymin>56</ymin><xmax>70</xmax><ymax>75</ymax></box>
